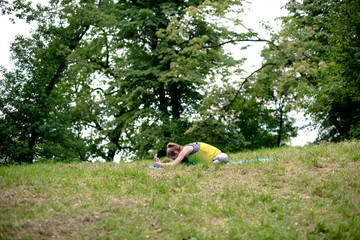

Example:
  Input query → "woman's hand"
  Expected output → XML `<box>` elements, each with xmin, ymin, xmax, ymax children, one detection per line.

<box><xmin>153</xmin><ymin>154</ymin><xmax>162</xmax><ymax>167</ymax></box>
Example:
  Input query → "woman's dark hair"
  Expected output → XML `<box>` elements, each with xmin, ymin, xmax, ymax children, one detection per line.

<box><xmin>166</xmin><ymin>143</ymin><xmax>183</xmax><ymax>159</ymax></box>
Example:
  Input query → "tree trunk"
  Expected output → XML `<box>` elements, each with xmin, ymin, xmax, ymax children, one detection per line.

<box><xmin>27</xmin><ymin>26</ymin><xmax>90</xmax><ymax>163</ymax></box>
<box><xmin>169</xmin><ymin>82</ymin><xmax>180</xmax><ymax>119</ymax></box>
<box><xmin>107</xmin><ymin>133</ymin><xmax>121</xmax><ymax>162</ymax></box>
<box><xmin>277</xmin><ymin>105</ymin><xmax>283</xmax><ymax>147</ymax></box>
<box><xmin>158</xmin><ymin>83</ymin><xmax>169</xmax><ymax>116</ymax></box>
<box><xmin>25</xmin><ymin>133</ymin><xmax>38</xmax><ymax>163</ymax></box>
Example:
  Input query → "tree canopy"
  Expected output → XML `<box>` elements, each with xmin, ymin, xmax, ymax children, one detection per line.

<box><xmin>259</xmin><ymin>0</ymin><xmax>360</xmax><ymax>142</ymax></box>
<box><xmin>1</xmin><ymin>0</ymin><xmax>358</xmax><ymax>164</ymax></box>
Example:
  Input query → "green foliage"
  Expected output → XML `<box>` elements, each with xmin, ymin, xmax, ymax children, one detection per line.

<box><xmin>199</xmin><ymin>67</ymin><xmax>297</xmax><ymax>151</ymax></box>
<box><xmin>0</xmin><ymin>0</ymin><xmax>97</xmax><ymax>163</ymax></box>
<box><xmin>1</xmin><ymin>0</ymin><xmax>255</xmax><ymax>163</ymax></box>
<box><xmin>7</xmin><ymin>0</ymin><xmax>358</xmax><ymax>163</ymax></box>
<box><xmin>185</xmin><ymin>117</ymin><xmax>247</xmax><ymax>153</ymax></box>
<box><xmin>260</xmin><ymin>0</ymin><xmax>360</xmax><ymax>142</ymax></box>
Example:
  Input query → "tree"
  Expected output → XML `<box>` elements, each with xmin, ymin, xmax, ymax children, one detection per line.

<box><xmin>199</xmin><ymin>64</ymin><xmax>297</xmax><ymax>151</ymax></box>
<box><xmin>2</xmin><ymin>0</ymin><xmax>261</xmax><ymax>162</ymax></box>
<box><xmin>260</xmin><ymin>0</ymin><xmax>360</xmax><ymax>142</ymax></box>
<box><xmin>0</xmin><ymin>0</ymin><xmax>101</xmax><ymax>163</ymax></box>
<box><xmin>74</xmin><ymin>0</ymin><xmax>256</xmax><ymax>159</ymax></box>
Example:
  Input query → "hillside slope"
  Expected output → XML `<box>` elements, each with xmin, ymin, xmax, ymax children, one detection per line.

<box><xmin>1</xmin><ymin>141</ymin><xmax>359</xmax><ymax>239</ymax></box>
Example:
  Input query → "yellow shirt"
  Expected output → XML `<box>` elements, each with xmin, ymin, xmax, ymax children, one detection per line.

<box><xmin>186</xmin><ymin>142</ymin><xmax>221</xmax><ymax>164</ymax></box>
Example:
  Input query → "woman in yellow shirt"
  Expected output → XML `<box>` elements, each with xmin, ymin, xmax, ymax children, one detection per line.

<box><xmin>153</xmin><ymin>142</ymin><xmax>229</xmax><ymax>167</ymax></box>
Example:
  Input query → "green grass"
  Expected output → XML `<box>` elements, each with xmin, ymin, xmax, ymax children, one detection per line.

<box><xmin>1</xmin><ymin>140</ymin><xmax>360</xmax><ymax>239</ymax></box>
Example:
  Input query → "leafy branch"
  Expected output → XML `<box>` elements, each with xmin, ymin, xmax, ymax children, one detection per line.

<box><xmin>222</xmin><ymin>62</ymin><xmax>277</xmax><ymax>113</ymax></box>
<box><xmin>202</xmin><ymin>38</ymin><xmax>271</xmax><ymax>49</ymax></box>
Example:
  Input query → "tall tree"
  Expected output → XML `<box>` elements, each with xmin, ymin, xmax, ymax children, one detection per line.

<box><xmin>0</xmin><ymin>0</ymin><xmax>101</xmax><ymax>163</ymax></box>
<box><xmin>2</xmin><ymin>0</ymin><xmax>259</xmax><ymax>162</ymax></box>
<box><xmin>260</xmin><ymin>0</ymin><xmax>360</xmax><ymax>142</ymax></box>
<box><xmin>198</xmin><ymin>65</ymin><xmax>297</xmax><ymax>151</ymax></box>
<box><xmin>80</xmin><ymin>0</ymin><xmax>253</xmax><ymax>159</ymax></box>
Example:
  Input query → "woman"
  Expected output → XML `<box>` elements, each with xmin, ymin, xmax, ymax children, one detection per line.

<box><xmin>153</xmin><ymin>142</ymin><xmax>229</xmax><ymax>167</ymax></box>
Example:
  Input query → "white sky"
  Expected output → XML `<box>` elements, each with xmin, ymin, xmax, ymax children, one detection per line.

<box><xmin>0</xmin><ymin>0</ymin><xmax>318</xmax><ymax>146</ymax></box>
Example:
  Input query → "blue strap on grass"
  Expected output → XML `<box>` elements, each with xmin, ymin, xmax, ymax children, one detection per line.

<box><xmin>226</xmin><ymin>158</ymin><xmax>272</xmax><ymax>164</ymax></box>
<box><xmin>148</xmin><ymin>166</ymin><xmax>164</xmax><ymax>169</ymax></box>
<box><xmin>149</xmin><ymin>158</ymin><xmax>272</xmax><ymax>169</ymax></box>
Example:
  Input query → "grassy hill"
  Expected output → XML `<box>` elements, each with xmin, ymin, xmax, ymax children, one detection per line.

<box><xmin>1</xmin><ymin>141</ymin><xmax>359</xmax><ymax>239</ymax></box>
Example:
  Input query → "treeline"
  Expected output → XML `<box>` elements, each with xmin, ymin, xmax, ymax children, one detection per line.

<box><xmin>0</xmin><ymin>0</ymin><xmax>359</xmax><ymax>163</ymax></box>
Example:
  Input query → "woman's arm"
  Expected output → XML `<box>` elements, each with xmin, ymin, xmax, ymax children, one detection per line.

<box><xmin>153</xmin><ymin>154</ymin><xmax>168</xmax><ymax>167</ymax></box>
<box><xmin>169</xmin><ymin>145</ymin><xmax>192</xmax><ymax>166</ymax></box>
<box><xmin>153</xmin><ymin>145</ymin><xmax>193</xmax><ymax>167</ymax></box>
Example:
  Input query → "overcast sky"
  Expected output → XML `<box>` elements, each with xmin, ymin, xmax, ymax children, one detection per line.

<box><xmin>0</xmin><ymin>0</ymin><xmax>318</xmax><ymax>145</ymax></box>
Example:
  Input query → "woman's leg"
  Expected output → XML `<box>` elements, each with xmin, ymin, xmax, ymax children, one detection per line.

<box><xmin>213</xmin><ymin>153</ymin><xmax>229</xmax><ymax>164</ymax></box>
